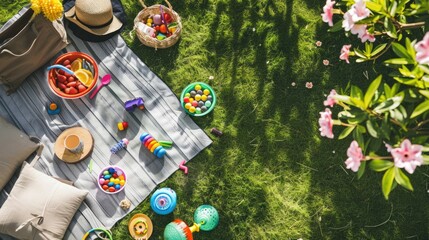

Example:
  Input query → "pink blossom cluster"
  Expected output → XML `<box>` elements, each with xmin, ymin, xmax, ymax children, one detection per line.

<box><xmin>342</xmin><ymin>0</ymin><xmax>375</xmax><ymax>43</ymax></box>
<box><xmin>321</xmin><ymin>0</ymin><xmax>336</xmax><ymax>26</ymax></box>
<box><xmin>415</xmin><ymin>32</ymin><xmax>429</xmax><ymax>65</ymax></box>
<box><xmin>318</xmin><ymin>108</ymin><xmax>334</xmax><ymax>139</ymax></box>
<box><xmin>344</xmin><ymin>139</ymin><xmax>423</xmax><ymax>174</ymax></box>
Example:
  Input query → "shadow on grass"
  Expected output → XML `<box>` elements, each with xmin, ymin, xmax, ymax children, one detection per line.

<box><xmin>114</xmin><ymin>0</ymin><xmax>429</xmax><ymax>239</ymax></box>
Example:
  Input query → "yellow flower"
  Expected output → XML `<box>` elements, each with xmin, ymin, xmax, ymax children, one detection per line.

<box><xmin>30</xmin><ymin>0</ymin><xmax>41</xmax><ymax>15</ymax></box>
<box><xmin>41</xmin><ymin>0</ymin><xmax>63</xmax><ymax>21</ymax></box>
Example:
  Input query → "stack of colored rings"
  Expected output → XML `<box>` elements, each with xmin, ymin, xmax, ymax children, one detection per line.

<box><xmin>140</xmin><ymin>133</ymin><xmax>167</xmax><ymax>158</ymax></box>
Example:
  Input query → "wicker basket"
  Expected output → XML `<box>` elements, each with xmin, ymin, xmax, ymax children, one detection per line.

<box><xmin>134</xmin><ymin>0</ymin><xmax>182</xmax><ymax>49</ymax></box>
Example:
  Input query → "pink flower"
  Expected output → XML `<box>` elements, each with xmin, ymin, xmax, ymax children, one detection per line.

<box><xmin>345</xmin><ymin>140</ymin><xmax>364</xmax><ymax>172</ymax></box>
<box><xmin>316</xmin><ymin>41</ymin><xmax>322</xmax><ymax>47</ymax></box>
<box><xmin>340</xmin><ymin>44</ymin><xmax>352</xmax><ymax>63</ymax></box>
<box><xmin>342</xmin><ymin>0</ymin><xmax>371</xmax><ymax>38</ymax></box>
<box><xmin>324</xmin><ymin>89</ymin><xmax>338</xmax><ymax>107</ymax></box>
<box><xmin>306</xmin><ymin>82</ymin><xmax>313</xmax><ymax>89</ymax></box>
<box><xmin>321</xmin><ymin>0</ymin><xmax>336</xmax><ymax>27</ymax></box>
<box><xmin>391</xmin><ymin>139</ymin><xmax>423</xmax><ymax>174</ymax></box>
<box><xmin>319</xmin><ymin>108</ymin><xmax>334</xmax><ymax>138</ymax></box>
<box><xmin>415</xmin><ymin>32</ymin><xmax>429</xmax><ymax>65</ymax></box>
<box><xmin>359</xmin><ymin>30</ymin><xmax>376</xmax><ymax>43</ymax></box>
<box><xmin>323</xmin><ymin>59</ymin><xmax>330</xmax><ymax>66</ymax></box>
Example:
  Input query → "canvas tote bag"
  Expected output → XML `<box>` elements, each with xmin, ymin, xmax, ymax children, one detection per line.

<box><xmin>0</xmin><ymin>7</ymin><xmax>68</xmax><ymax>94</ymax></box>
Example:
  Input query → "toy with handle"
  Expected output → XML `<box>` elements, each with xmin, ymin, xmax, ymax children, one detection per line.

<box><xmin>140</xmin><ymin>133</ymin><xmax>167</xmax><ymax>158</ymax></box>
<box><xmin>150</xmin><ymin>187</ymin><xmax>177</xmax><ymax>215</ymax></box>
<box><xmin>89</xmin><ymin>74</ymin><xmax>111</xmax><ymax>99</ymax></box>
<box><xmin>164</xmin><ymin>205</ymin><xmax>219</xmax><ymax>240</ymax></box>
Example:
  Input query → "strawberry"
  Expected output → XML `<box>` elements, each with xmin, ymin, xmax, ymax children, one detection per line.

<box><xmin>68</xmin><ymin>76</ymin><xmax>75</xmax><ymax>82</ymax></box>
<box><xmin>65</xmin><ymin>88</ymin><xmax>71</xmax><ymax>94</ymax></box>
<box><xmin>67</xmin><ymin>81</ymin><xmax>77</xmax><ymax>87</ymax></box>
<box><xmin>63</xmin><ymin>59</ymin><xmax>70</xmax><ymax>66</ymax></box>
<box><xmin>57</xmin><ymin>75</ymin><xmax>67</xmax><ymax>83</ymax></box>
<box><xmin>57</xmin><ymin>83</ymin><xmax>66</xmax><ymax>90</ymax></box>
<box><xmin>77</xmin><ymin>85</ymin><xmax>87</xmax><ymax>93</ymax></box>
<box><xmin>68</xmin><ymin>87</ymin><xmax>78</xmax><ymax>94</ymax></box>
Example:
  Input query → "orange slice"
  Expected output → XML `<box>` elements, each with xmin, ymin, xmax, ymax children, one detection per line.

<box><xmin>71</xmin><ymin>58</ymin><xmax>83</xmax><ymax>72</ymax></box>
<box><xmin>74</xmin><ymin>69</ymin><xmax>93</xmax><ymax>87</ymax></box>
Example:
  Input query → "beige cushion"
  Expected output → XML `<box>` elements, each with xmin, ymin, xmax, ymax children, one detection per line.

<box><xmin>0</xmin><ymin>117</ymin><xmax>39</xmax><ymax>190</ymax></box>
<box><xmin>0</xmin><ymin>163</ymin><xmax>88</xmax><ymax>240</ymax></box>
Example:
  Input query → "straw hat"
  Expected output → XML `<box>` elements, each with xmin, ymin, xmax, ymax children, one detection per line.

<box><xmin>54</xmin><ymin>127</ymin><xmax>94</xmax><ymax>163</ymax></box>
<box><xmin>65</xmin><ymin>0</ymin><xmax>123</xmax><ymax>36</ymax></box>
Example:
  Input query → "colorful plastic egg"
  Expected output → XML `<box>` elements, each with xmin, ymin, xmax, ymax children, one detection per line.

<box><xmin>205</xmin><ymin>101</ymin><xmax>212</xmax><ymax>107</ymax></box>
<box><xmin>185</xmin><ymin>93</ymin><xmax>190</xmax><ymax>97</ymax></box>
<box><xmin>109</xmin><ymin>187</ymin><xmax>116</xmax><ymax>192</ymax></box>
<box><xmin>115</xmin><ymin>184</ymin><xmax>121</xmax><ymax>190</ymax></box>
<box><xmin>197</xmin><ymin>90</ymin><xmax>203</xmax><ymax>95</ymax></box>
<box><xmin>102</xmin><ymin>185</ymin><xmax>108</xmax><ymax>190</ymax></box>
<box><xmin>192</xmin><ymin>101</ymin><xmax>198</xmax><ymax>107</ymax></box>
<box><xmin>183</xmin><ymin>97</ymin><xmax>190</xmax><ymax>103</ymax></box>
<box><xmin>201</xmin><ymin>95</ymin><xmax>207</xmax><ymax>101</ymax></box>
<box><xmin>185</xmin><ymin>103</ymin><xmax>192</xmax><ymax>109</ymax></box>
<box><xmin>201</xmin><ymin>106</ymin><xmax>208</xmax><ymax>112</ymax></box>
<box><xmin>195</xmin><ymin>94</ymin><xmax>201</xmax><ymax>101</ymax></box>
<box><xmin>190</xmin><ymin>91</ymin><xmax>196</xmax><ymax>97</ymax></box>
<box><xmin>108</xmin><ymin>168</ymin><xmax>115</xmax><ymax>174</ymax></box>
<box><xmin>195</xmin><ymin>84</ymin><xmax>202</xmax><ymax>91</ymax></box>
<box><xmin>196</xmin><ymin>108</ymin><xmax>201</xmax><ymax>114</ymax></box>
<box><xmin>203</xmin><ymin>89</ymin><xmax>210</xmax><ymax>95</ymax></box>
<box><xmin>189</xmin><ymin>106</ymin><xmax>196</xmax><ymax>113</ymax></box>
<box><xmin>198</xmin><ymin>101</ymin><xmax>204</xmax><ymax>107</ymax></box>
<box><xmin>99</xmin><ymin>178</ymin><xmax>105</xmax><ymax>185</ymax></box>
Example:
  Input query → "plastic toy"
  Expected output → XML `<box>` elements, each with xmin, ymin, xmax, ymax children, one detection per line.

<box><xmin>47</xmin><ymin>102</ymin><xmax>61</xmax><ymax>115</ymax></box>
<box><xmin>159</xmin><ymin>140</ymin><xmax>173</xmax><ymax>148</ymax></box>
<box><xmin>128</xmin><ymin>214</ymin><xmax>153</xmax><ymax>240</ymax></box>
<box><xmin>164</xmin><ymin>205</ymin><xmax>219</xmax><ymax>240</ymax></box>
<box><xmin>179</xmin><ymin>160</ymin><xmax>188</xmax><ymax>175</ymax></box>
<box><xmin>140</xmin><ymin>133</ymin><xmax>167</xmax><ymax>158</ymax></box>
<box><xmin>210</xmin><ymin>127</ymin><xmax>223</xmax><ymax>137</ymax></box>
<box><xmin>98</xmin><ymin>166</ymin><xmax>126</xmax><ymax>194</ymax></box>
<box><xmin>82</xmin><ymin>228</ymin><xmax>113</xmax><ymax>240</ymax></box>
<box><xmin>117</xmin><ymin>121</ymin><xmax>129</xmax><ymax>131</ymax></box>
<box><xmin>110</xmin><ymin>138</ymin><xmax>129</xmax><ymax>154</ymax></box>
<box><xmin>125</xmin><ymin>97</ymin><xmax>145</xmax><ymax>112</ymax></box>
<box><xmin>150</xmin><ymin>187</ymin><xmax>177</xmax><ymax>215</ymax></box>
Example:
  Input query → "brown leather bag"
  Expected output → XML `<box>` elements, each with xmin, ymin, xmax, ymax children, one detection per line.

<box><xmin>0</xmin><ymin>7</ymin><xmax>68</xmax><ymax>94</ymax></box>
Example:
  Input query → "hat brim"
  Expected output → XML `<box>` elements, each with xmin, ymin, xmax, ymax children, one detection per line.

<box><xmin>65</xmin><ymin>6</ymin><xmax>123</xmax><ymax>36</ymax></box>
<box><xmin>128</xmin><ymin>214</ymin><xmax>153</xmax><ymax>239</ymax></box>
<box><xmin>54</xmin><ymin>127</ymin><xmax>94</xmax><ymax>163</ymax></box>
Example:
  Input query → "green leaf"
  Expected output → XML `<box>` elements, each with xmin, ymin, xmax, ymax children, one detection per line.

<box><xmin>369</xmin><ymin>159</ymin><xmax>394</xmax><ymax>172</ymax></box>
<box><xmin>410</xmin><ymin>99</ymin><xmax>429</xmax><ymax>118</ymax></box>
<box><xmin>394</xmin><ymin>167</ymin><xmax>414</xmax><ymax>191</ymax></box>
<box><xmin>353</xmin><ymin>127</ymin><xmax>365</xmax><ymax>149</ymax></box>
<box><xmin>392</xmin><ymin>42</ymin><xmax>412</xmax><ymax>59</ymax></box>
<box><xmin>338</xmin><ymin>125</ymin><xmax>356</xmax><ymax>139</ymax></box>
<box><xmin>423</xmin><ymin>155</ymin><xmax>429</xmax><ymax>165</ymax></box>
<box><xmin>351</xmin><ymin>86</ymin><xmax>364</xmax><ymax>100</ymax></box>
<box><xmin>366</xmin><ymin>1</ymin><xmax>384</xmax><ymax>13</ymax></box>
<box><xmin>405</xmin><ymin>38</ymin><xmax>416</xmax><ymax>60</ymax></box>
<box><xmin>374</xmin><ymin>93</ymin><xmax>404</xmax><ymax>113</ymax></box>
<box><xmin>384</xmin><ymin>17</ymin><xmax>397</xmax><ymax>38</ymax></box>
<box><xmin>334</xmin><ymin>95</ymin><xmax>353</xmax><ymax>105</ymax></box>
<box><xmin>382</xmin><ymin>167</ymin><xmax>395</xmax><ymax>199</ymax></box>
<box><xmin>389</xmin><ymin>0</ymin><xmax>398</xmax><ymax>16</ymax></box>
<box><xmin>354</xmin><ymin>49</ymin><xmax>368</xmax><ymax>59</ymax></box>
<box><xmin>371</xmin><ymin>43</ymin><xmax>387</xmax><ymax>57</ymax></box>
<box><xmin>358</xmin><ymin>161</ymin><xmax>366</xmax><ymax>179</ymax></box>
<box><xmin>419</xmin><ymin>90</ymin><xmax>429</xmax><ymax>99</ymax></box>
<box><xmin>366</xmin><ymin>119</ymin><xmax>379</xmax><ymax>138</ymax></box>
<box><xmin>393</xmin><ymin>77</ymin><xmax>417</xmax><ymax>86</ymax></box>
<box><xmin>328</xmin><ymin>20</ymin><xmax>344</xmax><ymax>32</ymax></box>
<box><xmin>384</xmin><ymin>58</ymin><xmax>415</xmax><ymax>65</ymax></box>
<box><xmin>364</xmin><ymin>75</ymin><xmax>382</xmax><ymax>108</ymax></box>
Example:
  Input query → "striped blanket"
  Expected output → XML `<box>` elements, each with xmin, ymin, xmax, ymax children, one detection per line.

<box><xmin>0</xmin><ymin>8</ymin><xmax>211</xmax><ymax>239</ymax></box>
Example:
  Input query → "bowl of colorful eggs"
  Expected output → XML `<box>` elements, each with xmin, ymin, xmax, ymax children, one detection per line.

<box><xmin>180</xmin><ymin>82</ymin><xmax>216</xmax><ymax>117</ymax></box>
<box><xmin>98</xmin><ymin>166</ymin><xmax>127</xmax><ymax>194</ymax></box>
<box><xmin>48</xmin><ymin>52</ymin><xmax>98</xmax><ymax>99</ymax></box>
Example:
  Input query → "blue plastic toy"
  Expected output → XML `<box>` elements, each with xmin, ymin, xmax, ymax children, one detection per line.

<box><xmin>150</xmin><ymin>188</ymin><xmax>177</xmax><ymax>215</ymax></box>
<box><xmin>140</xmin><ymin>133</ymin><xmax>167</xmax><ymax>158</ymax></box>
<box><xmin>110</xmin><ymin>138</ymin><xmax>129</xmax><ymax>154</ymax></box>
<box><xmin>47</xmin><ymin>102</ymin><xmax>61</xmax><ymax>115</ymax></box>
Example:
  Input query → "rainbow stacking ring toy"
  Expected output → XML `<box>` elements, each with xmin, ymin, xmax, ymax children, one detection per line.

<box><xmin>98</xmin><ymin>166</ymin><xmax>127</xmax><ymax>194</ymax></box>
<box><xmin>180</xmin><ymin>82</ymin><xmax>216</xmax><ymax>117</ymax></box>
<box><xmin>140</xmin><ymin>133</ymin><xmax>167</xmax><ymax>158</ymax></box>
<box><xmin>150</xmin><ymin>188</ymin><xmax>177</xmax><ymax>215</ymax></box>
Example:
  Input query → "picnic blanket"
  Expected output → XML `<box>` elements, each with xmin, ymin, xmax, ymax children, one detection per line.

<box><xmin>0</xmin><ymin>8</ymin><xmax>212</xmax><ymax>240</ymax></box>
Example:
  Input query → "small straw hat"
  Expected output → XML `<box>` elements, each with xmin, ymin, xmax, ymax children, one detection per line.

<box><xmin>65</xmin><ymin>0</ymin><xmax>123</xmax><ymax>36</ymax></box>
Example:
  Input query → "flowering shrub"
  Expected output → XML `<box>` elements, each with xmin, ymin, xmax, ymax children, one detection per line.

<box><xmin>30</xmin><ymin>0</ymin><xmax>63</xmax><ymax>22</ymax></box>
<box><xmin>320</xmin><ymin>0</ymin><xmax>429</xmax><ymax>199</ymax></box>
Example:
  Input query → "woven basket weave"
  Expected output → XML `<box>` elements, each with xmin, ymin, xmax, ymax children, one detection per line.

<box><xmin>134</xmin><ymin>0</ymin><xmax>182</xmax><ymax>49</ymax></box>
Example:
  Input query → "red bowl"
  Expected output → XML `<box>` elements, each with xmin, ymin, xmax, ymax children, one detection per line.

<box><xmin>48</xmin><ymin>52</ymin><xmax>99</xmax><ymax>99</ymax></box>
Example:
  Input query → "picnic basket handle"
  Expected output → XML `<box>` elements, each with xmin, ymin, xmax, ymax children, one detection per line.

<box><xmin>138</xmin><ymin>0</ymin><xmax>173</xmax><ymax>10</ymax></box>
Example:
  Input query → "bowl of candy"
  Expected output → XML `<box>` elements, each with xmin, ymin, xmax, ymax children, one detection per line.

<box><xmin>98</xmin><ymin>166</ymin><xmax>127</xmax><ymax>194</ymax></box>
<box><xmin>47</xmin><ymin>52</ymin><xmax>98</xmax><ymax>99</ymax></box>
<box><xmin>180</xmin><ymin>82</ymin><xmax>216</xmax><ymax>117</ymax></box>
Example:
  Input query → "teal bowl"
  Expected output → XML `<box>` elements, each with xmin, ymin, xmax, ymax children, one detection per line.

<box><xmin>180</xmin><ymin>82</ymin><xmax>216</xmax><ymax>117</ymax></box>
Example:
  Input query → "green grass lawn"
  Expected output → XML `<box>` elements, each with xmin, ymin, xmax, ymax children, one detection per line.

<box><xmin>2</xmin><ymin>0</ymin><xmax>429</xmax><ymax>239</ymax></box>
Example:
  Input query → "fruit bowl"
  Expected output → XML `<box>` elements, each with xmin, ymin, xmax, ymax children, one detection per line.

<box><xmin>48</xmin><ymin>52</ymin><xmax>98</xmax><ymax>99</ymax></box>
<box><xmin>180</xmin><ymin>82</ymin><xmax>216</xmax><ymax>117</ymax></box>
<box><xmin>98</xmin><ymin>166</ymin><xmax>127</xmax><ymax>194</ymax></box>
